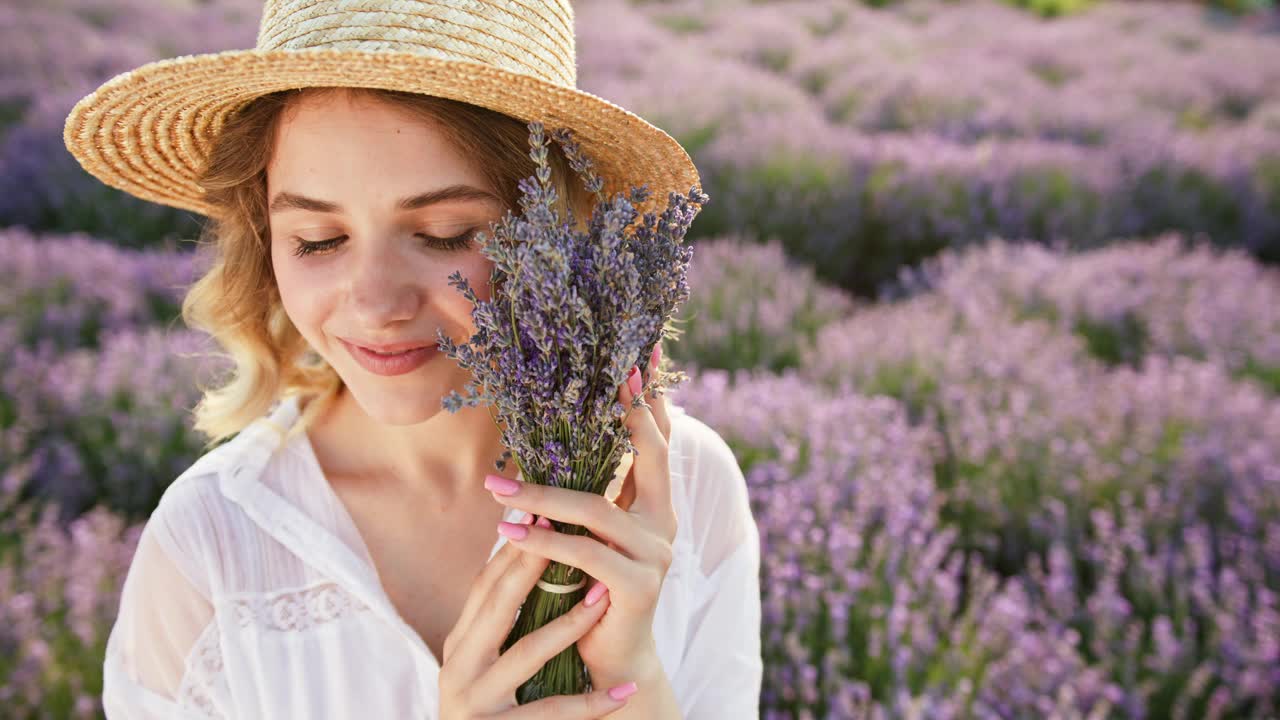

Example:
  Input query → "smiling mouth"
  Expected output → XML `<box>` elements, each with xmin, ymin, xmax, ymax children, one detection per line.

<box><xmin>339</xmin><ymin>336</ymin><xmax>435</xmax><ymax>354</ymax></box>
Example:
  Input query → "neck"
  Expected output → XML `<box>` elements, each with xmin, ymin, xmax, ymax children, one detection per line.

<box><xmin>306</xmin><ymin>384</ymin><xmax>517</xmax><ymax>506</ymax></box>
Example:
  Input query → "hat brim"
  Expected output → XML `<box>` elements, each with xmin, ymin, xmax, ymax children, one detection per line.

<box><xmin>62</xmin><ymin>47</ymin><xmax>701</xmax><ymax>222</ymax></box>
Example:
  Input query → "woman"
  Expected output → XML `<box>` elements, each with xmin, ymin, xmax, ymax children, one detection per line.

<box><xmin>65</xmin><ymin>1</ymin><xmax>762</xmax><ymax>718</ymax></box>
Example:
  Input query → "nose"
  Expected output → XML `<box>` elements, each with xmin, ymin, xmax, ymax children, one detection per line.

<box><xmin>345</xmin><ymin>236</ymin><xmax>423</xmax><ymax>327</ymax></box>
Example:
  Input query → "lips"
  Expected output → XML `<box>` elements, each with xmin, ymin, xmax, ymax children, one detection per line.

<box><xmin>340</xmin><ymin>337</ymin><xmax>433</xmax><ymax>354</ymax></box>
<box><xmin>341</xmin><ymin>338</ymin><xmax>436</xmax><ymax>376</ymax></box>
<box><xmin>362</xmin><ymin>346</ymin><xmax>423</xmax><ymax>356</ymax></box>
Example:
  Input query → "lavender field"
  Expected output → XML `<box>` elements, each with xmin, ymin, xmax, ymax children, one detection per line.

<box><xmin>3</xmin><ymin>0</ymin><xmax>1280</xmax><ymax>718</ymax></box>
<box><xmin>5</xmin><ymin>0</ymin><xmax>1280</xmax><ymax>293</ymax></box>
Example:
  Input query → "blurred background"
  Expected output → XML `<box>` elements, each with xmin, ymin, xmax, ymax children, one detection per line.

<box><xmin>2</xmin><ymin>0</ymin><xmax>1279</xmax><ymax>717</ymax></box>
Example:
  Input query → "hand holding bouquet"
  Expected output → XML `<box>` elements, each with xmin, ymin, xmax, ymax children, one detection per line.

<box><xmin>436</xmin><ymin>121</ymin><xmax>707</xmax><ymax>702</ymax></box>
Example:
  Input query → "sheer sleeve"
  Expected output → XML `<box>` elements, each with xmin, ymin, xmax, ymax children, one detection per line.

<box><xmin>102</xmin><ymin>482</ymin><xmax>217</xmax><ymax>719</ymax></box>
<box><xmin>671</xmin><ymin>413</ymin><xmax>764</xmax><ymax>718</ymax></box>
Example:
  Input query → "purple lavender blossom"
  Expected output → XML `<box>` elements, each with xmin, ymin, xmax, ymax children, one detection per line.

<box><xmin>673</xmin><ymin>234</ymin><xmax>857</xmax><ymax>372</ymax></box>
<box><xmin>795</xmin><ymin>236</ymin><xmax>1280</xmax><ymax>717</ymax></box>
<box><xmin>577</xmin><ymin>0</ymin><xmax>1280</xmax><ymax>296</ymax></box>
<box><xmin>888</xmin><ymin>232</ymin><xmax>1280</xmax><ymax>384</ymax></box>
<box><xmin>5</xmin><ymin>324</ymin><xmax>227</xmax><ymax>522</ymax></box>
<box><xmin>1</xmin><ymin>0</ymin><xmax>258</xmax><ymax>246</ymax></box>
<box><xmin>0</xmin><ymin>497</ymin><xmax>140</xmax><ymax>718</ymax></box>
<box><xmin>1</xmin><ymin>226</ymin><xmax>202</xmax><ymax>355</ymax></box>
<box><xmin>5</xmin><ymin>0</ymin><xmax>1280</xmax><ymax>715</ymax></box>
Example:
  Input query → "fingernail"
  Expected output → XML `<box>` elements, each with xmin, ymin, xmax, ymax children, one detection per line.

<box><xmin>608</xmin><ymin>681</ymin><xmax>638</xmax><ymax>701</ymax></box>
<box><xmin>536</xmin><ymin>515</ymin><xmax>552</xmax><ymax>529</ymax></box>
<box><xmin>584</xmin><ymin>580</ymin><xmax>609</xmax><ymax>607</ymax></box>
<box><xmin>519</xmin><ymin>512</ymin><xmax>535</xmax><ymax>525</ymax></box>
<box><xmin>627</xmin><ymin>365</ymin><xmax>642</xmax><ymax>396</ymax></box>
<box><xmin>497</xmin><ymin>521</ymin><xmax>529</xmax><ymax>540</ymax></box>
<box><xmin>485</xmin><ymin>474</ymin><xmax>521</xmax><ymax>496</ymax></box>
<box><xmin>650</xmin><ymin>343</ymin><xmax>661</xmax><ymax>368</ymax></box>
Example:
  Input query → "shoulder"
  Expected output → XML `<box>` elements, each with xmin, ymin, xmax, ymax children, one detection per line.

<box><xmin>152</xmin><ymin>432</ymin><xmax>249</xmax><ymax>524</ymax></box>
<box><xmin>666</xmin><ymin>404</ymin><xmax>756</xmax><ymax>564</ymax></box>
<box><xmin>143</xmin><ymin>430</ymin><xmax>266</xmax><ymax>596</ymax></box>
<box><xmin>670</xmin><ymin>399</ymin><xmax>747</xmax><ymax>517</ymax></box>
<box><xmin>159</xmin><ymin>402</ymin><xmax>294</xmax><ymax>511</ymax></box>
<box><xmin>668</xmin><ymin>403</ymin><xmax>747</xmax><ymax>498</ymax></box>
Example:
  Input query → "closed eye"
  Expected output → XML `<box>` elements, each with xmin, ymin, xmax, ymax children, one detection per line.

<box><xmin>291</xmin><ymin>229</ymin><xmax>477</xmax><ymax>258</ymax></box>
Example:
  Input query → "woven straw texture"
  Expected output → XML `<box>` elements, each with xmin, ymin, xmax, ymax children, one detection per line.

<box><xmin>62</xmin><ymin>0</ymin><xmax>701</xmax><ymax>221</ymax></box>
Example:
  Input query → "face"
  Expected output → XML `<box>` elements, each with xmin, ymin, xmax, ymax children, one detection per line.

<box><xmin>268</xmin><ymin>90</ymin><xmax>504</xmax><ymax>425</ymax></box>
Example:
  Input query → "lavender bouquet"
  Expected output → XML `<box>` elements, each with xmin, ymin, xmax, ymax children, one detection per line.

<box><xmin>435</xmin><ymin>121</ymin><xmax>706</xmax><ymax>702</ymax></box>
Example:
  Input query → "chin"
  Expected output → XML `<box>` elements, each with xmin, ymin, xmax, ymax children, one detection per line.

<box><xmin>342</xmin><ymin>376</ymin><xmax>447</xmax><ymax>423</ymax></box>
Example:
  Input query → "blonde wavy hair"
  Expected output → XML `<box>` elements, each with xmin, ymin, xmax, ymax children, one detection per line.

<box><xmin>182</xmin><ymin>86</ymin><xmax>609</xmax><ymax>451</ymax></box>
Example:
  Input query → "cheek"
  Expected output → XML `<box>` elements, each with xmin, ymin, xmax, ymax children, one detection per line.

<box><xmin>272</xmin><ymin>256</ymin><xmax>327</xmax><ymax>341</ymax></box>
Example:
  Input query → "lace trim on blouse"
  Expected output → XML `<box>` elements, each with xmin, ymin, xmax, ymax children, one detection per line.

<box><xmin>172</xmin><ymin>581</ymin><xmax>375</xmax><ymax>717</ymax></box>
<box><xmin>229</xmin><ymin>580</ymin><xmax>376</xmax><ymax>632</ymax></box>
<box><xmin>177</xmin><ymin>617</ymin><xmax>224</xmax><ymax>717</ymax></box>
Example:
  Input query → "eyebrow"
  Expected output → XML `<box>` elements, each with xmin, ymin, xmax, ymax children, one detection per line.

<box><xmin>268</xmin><ymin>184</ymin><xmax>502</xmax><ymax>216</ymax></box>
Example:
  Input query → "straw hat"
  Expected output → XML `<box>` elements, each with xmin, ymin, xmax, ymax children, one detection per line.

<box><xmin>62</xmin><ymin>0</ymin><xmax>701</xmax><ymax>221</ymax></box>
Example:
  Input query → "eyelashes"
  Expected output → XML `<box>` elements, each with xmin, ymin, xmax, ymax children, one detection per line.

<box><xmin>291</xmin><ymin>229</ymin><xmax>477</xmax><ymax>258</ymax></box>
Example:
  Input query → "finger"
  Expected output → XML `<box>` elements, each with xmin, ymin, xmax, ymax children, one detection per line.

<box><xmin>606</xmin><ymin>451</ymin><xmax>634</xmax><ymax>510</ymax></box>
<box><xmin>487</xmin><ymin>481</ymin><xmax>653</xmax><ymax>562</ymax></box>
<box><xmin>615</xmin><ymin>459</ymin><xmax>637</xmax><ymax>513</ymax></box>
<box><xmin>443</xmin><ymin>511</ymin><xmax>537</xmax><ymax>664</ymax></box>
<box><xmin>618</xmin><ymin>361</ymin><xmax>673</xmax><ymax>527</ymax></box>
<box><xmin>500</xmin><ymin>519</ymin><xmax>655</xmax><ymax>600</ymax></box>
<box><xmin>644</xmin><ymin>342</ymin><xmax>672</xmax><ymax>443</ymax></box>
<box><xmin>475</xmin><ymin>584</ymin><xmax>612</xmax><ymax>707</ymax></box>
<box><xmin>498</xmin><ymin>670</ymin><xmax>633</xmax><ymax>719</ymax></box>
<box><xmin>612</xmin><ymin>343</ymin><xmax>670</xmax><ymax>514</ymax></box>
<box><xmin>450</xmin><ymin>509</ymin><xmax>534</xmax><ymax>641</ymax></box>
<box><xmin>448</xmin><ymin>517</ymin><xmax>552</xmax><ymax>679</ymax></box>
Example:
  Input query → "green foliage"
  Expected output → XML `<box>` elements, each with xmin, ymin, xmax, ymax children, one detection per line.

<box><xmin>799</xmin><ymin>66</ymin><xmax>834</xmax><ymax>96</ymax></box>
<box><xmin>1072</xmin><ymin>312</ymin><xmax>1149</xmax><ymax>368</ymax></box>
<box><xmin>755</xmin><ymin>46</ymin><xmax>793</xmax><ymax>73</ymax></box>
<box><xmin>860</xmin><ymin>358</ymin><xmax>940</xmax><ymax>422</ymax></box>
<box><xmin>1257</xmin><ymin>156</ymin><xmax>1280</xmax><ymax>220</ymax></box>
<box><xmin>668</xmin><ymin>236</ymin><xmax>857</xmax><ymax>374</ymax></box>
<box><xmin>745</xmin><ymin>150</ymin><xmax>842</xmax><ymax>199</ymax></box>
<box><xmin>803</xmin><ymin>8</ymin><xmax>848</xmax><ymax>37</ymax></box>
<box><xmin>1208</xmin><ymin>0</ymin><xmax>1276</xmax><ymax>14</ymax></box>
<box><xmin>1003</xmin><ymin>0</ymin><xmax>1099</xmax><ymax>17</ymax></box>
<box><xmin>14</xmin><ymin>177</ymin><xmax>204</xmax><ymax>252</ymax></box>
<box><xmin>653</xmin><ymin>13</ymin><xmax>707</xmax><ymax>35</ymax></box>
<box><xmin>1176</xmin><ymin>105</ymin><xmax>1216</xmax><ymax>132</ymax></box>
<box><xmin>1132</xmin><ymin>165</ymin><xmax>1243</xmax><ymax>245</ymax></box>
<box><xmin>1235</xmin><ymin>357</ymin><xmax>1280</xmax><ymax>394</ymax></box>
<box><xmin>0</xmin><ymin>97</ymin><xmax>29</xmax><ymax>146</ymax></box>
<box><xmin>1011</xmin><ymin>165</ymin><xmax>1104</xmax><ymax>240</ymax></box>
<box><xmin>672</xmin><ymin>121</ymin><xmax>719</xmax><ymax>158</ymax></box>
<box><xmin>1028</xmin><ymin>58</ymin><xmax>1078</xmax><ymax>88</ymax></box>
<box><xmin>694</xmin><ymin>148</ymin><xmax>848</xmax><ymax>263</ymax></box>
<box><xmin>828</xmin><ymin>89</ymin><xmax>862</xmax><ymax>125</ymax></box>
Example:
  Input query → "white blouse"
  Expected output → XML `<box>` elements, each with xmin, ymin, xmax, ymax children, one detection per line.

<box><xmin>102</xmin><ymin>394</ymin><xmax>762</xmax><ymax>718</ymax></box>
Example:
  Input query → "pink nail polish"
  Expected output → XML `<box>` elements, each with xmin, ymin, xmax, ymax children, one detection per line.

<box><xmin>536</xmin><ymin>515</ymin><xmax>552</xmax><ymax>529</ymax></box>
<box><xmin>584</xmin><ymin>580</ymin><xmax>608</xmax><ymax>607</ymax></box>
<box><xmin>608</xmin><ymin>681</ymin><xmax>638</xmax><ymax>701</ymax></box>
<box><xmin>485</xmin><ymin>474</ymin><xmax>521</xmax><ymax>496</ymax></box>
<box><xmin>627</xmin><ymin>365</ymin><xmax>642</xmax><ymax>396</ymax></box>
<box><xmin>497</xmin><ymin>521</ymin><xmax>529</xmax><ymax>540</ymax></box>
